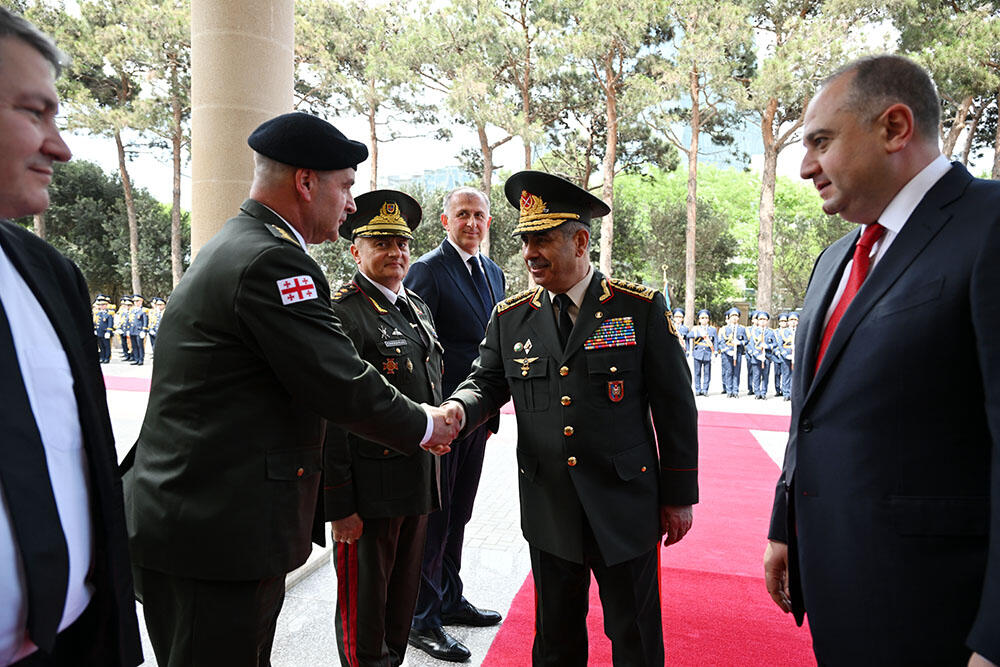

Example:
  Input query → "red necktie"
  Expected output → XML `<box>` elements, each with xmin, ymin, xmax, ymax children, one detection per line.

<box><xmin>815</xmin><ymin>222</ymin><xmax>886</xmax><ymax>371</ymax></box>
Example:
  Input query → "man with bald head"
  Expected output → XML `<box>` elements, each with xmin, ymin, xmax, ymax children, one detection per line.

<box><xmin>764</xmin><ymin>55</ymin><xmax>1000</xmax><ymax>665</ymax></box>
<box><xmin>123</xmin><ymin>113</ymin><xmax>460</xmax><ymax>665</ymax></box>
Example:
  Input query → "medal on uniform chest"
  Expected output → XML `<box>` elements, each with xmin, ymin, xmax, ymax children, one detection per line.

<box><xmin>383</xmin><ymin>358</ymin><xmax>399</xmax><ymax>375</ymax></box>
<box><xmin>524</xmin><ymin>339</ymin><xmax>533</xmax><ymax>354</ymax></box>
<box><xmin>406</xmin><ymin>359</ymin><xmax>414</xmax><ymax>373</ymax></box>
<box><xmin>513</xmin><ymin>356</ymin><xmax>539</xmax><ymax>377</ymax></box>
<box><xmin>513</xmin><ymin>341</ymin><xmax>524</xmax><ymax>353</ymax></box>
<box><xmin>608</xmin><ymin>380</ymin><xmax>624</xmax><ymax>402</ymax></box>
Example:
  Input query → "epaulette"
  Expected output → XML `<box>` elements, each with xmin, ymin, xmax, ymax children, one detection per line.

<box><xmin>608</xmin><ymin>278</ymin><xmax>655</xmax><ymax>302</ymax></box>
<box><xmin>497</xmin><ymin>286</ymin><xmax>544</xmax><ymax>314</ymax></box>
<box><xmin>265</xmin><ymin>223</ymin><xmax>301</xmax><ymax>248</ymax></box>
<box><xmin>331</xmin><ymin>283</ymin><xmax>359</xmax><ymax>303</ymax></box>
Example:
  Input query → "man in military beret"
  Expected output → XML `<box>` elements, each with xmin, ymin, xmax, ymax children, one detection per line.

<box><xmin>324</xmin><ymin>190</ymin><xmax>443</xmax><ymax>667</ymax></box>
<box><xmin>441</xmin><ymin>170</ymin><xmax>699</xmax><ymax>665</ymax></box>
<box><xmin>122</xmin><ymin>113</ymin><xmax>460</xmax><ymax>665</ymax></box>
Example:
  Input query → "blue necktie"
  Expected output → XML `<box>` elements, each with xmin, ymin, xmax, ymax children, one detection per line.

<box><xmin>468</xmin><ymin>256</ymin><xmax>492</xmax><ymax>316</ymax></box>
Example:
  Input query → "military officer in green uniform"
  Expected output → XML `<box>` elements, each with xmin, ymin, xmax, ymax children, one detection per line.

<box><xmin>324</xmin><ymin>190</ymin><xmax>444</xmax><ymax>667</ymax></box>
<box><xmin>442</xmin><ymin>171</ymin><xmax>699</xmax><ymax>666</ymax></box>
<box><xmin>122</xmin><ymin>113</ymin><xmax>459</xmax><ymax>666</ymax></box>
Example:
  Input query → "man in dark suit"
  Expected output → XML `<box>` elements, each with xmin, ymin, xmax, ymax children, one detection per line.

<box><xmin>122</xmin><ymin>114</ymin><xmax>459</xmax><ymax>666</ymax></box>
<box><xmin>442</xmin><ymin>171</ymin><xmax>699</xmax><ymax>665</ymax></box>
<box><xmin>764</xmin><ymin>55</ymin><xmax>1000</xmax><ymax>666</ymax></box>
<box><xmin>324</xmin><ymin>190</ymin><xmax>443</xmax><ymax>666</ymax></box>
<box><xmin>404</xmin><ymin>187</ymin><xmax>505</xmax><ymax>661</ymax></box>
<box><xmin>0</xmin><ymin>9</ymin><xmax>142</xmax><ymax>665</ymax></box>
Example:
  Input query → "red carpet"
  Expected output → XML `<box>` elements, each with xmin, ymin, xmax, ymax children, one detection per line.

<box><xmin>482</xmin><ymin>411</ymin><xmax>816</xmax><ymax>666</ymax></box>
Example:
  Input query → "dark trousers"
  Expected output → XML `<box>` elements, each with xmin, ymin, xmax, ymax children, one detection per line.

<box><xmin>529</xmin><ymin>526</ymin><xmax>663</xmax><ymax>666</ymax></box>
<box><xmin>119</xmin><ymin>333</ymin><xmax>130</xmax><ymax>358</ymax></box>
<box><xmin>744</xmin><ymin>354</ymin><xmax>755</xmax><ymax>393</ymax></box>
<box><xmin>772</xmin><ymin>359</ymin><xmax>786</xmax><ymax>395</ymax></box>
<box><xmin>334</xmin><ymin>514</ymin><xmax>428</xmax><ymax>667</ymax></box>
<box><xmin>413</xmin><ymin>425</ymin><xmax>488</xmax><ymax>630</ymax></box>
<box><xmin>751</xmin><ymin>358</ymin><xmax>771</xmax><ymax>397</ymax></box>
<box><xmin>129</xmin><ymin>335</ymin><xmax>144</xmax><ymax>363</ymax></box>
<box><xmin>782</xmin><ymin>360</ymin><xmax>793</xmax><ymax>395</ymax></box>
<box><xmin>97</xmin><ymin>335</ymin><xmax>111</xmax><ymax>362</ymax></box>
<box><xmin>133</xmin><ymin>566</ymin><xmax>285</xmax><ymax>667</ymax></box>
<box><xmin>13</xmin><ymin>602</ymin><xmax>100</xmax><ymax>666</ymax></box>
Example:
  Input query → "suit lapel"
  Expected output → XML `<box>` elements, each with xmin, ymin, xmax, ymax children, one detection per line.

<box><xmin>439</xmin><ymin>241</ymin><xmax>489</xmax><ymax>327</ymax></box>
<box><xmin>808</xmin><ymin>163</ymin><xmax>971</xmax><ymax>396</ymax></box>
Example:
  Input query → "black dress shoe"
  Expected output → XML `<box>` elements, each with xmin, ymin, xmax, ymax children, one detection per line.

<box><xmin>441</xmin><ymin>601</ymin><xmax>502</xmax><ymax>627</ymax></box>
<box><xmin>408</xmin><ymin>627</ymin><xmax>471</xmax><ymax>662</ymax></box>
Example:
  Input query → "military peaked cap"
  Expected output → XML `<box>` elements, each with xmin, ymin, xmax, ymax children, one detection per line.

<box><xmin>342</xmin><ymin>190</ymin><xmax>421</xmax><ymax>240</ymax></box>
<box><xmin>248</xmin><ymin>112</ymin><xmax>368</xmax><ymax>171</ymax></box>
<box><xmin>505</xmin><ymin>170</ymin><xmax>610</xmax><ymax>236</ymax></box>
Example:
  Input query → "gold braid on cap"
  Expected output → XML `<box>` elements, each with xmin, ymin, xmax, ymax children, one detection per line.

<box><xmin>352</xmin><ymin>200</ymin><xmax>413</xmax><ymax>237</ymax></box>
<box><xmin>517</xmin><ymin>190</ymin><xmax>579</xmax><ymax>232</ymax></box>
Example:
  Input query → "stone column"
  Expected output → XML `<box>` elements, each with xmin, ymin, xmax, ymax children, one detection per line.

<box><xmin>190</xmin><ymin>0</ymin><xmax>294</xmax><ymax>254</ymax></box>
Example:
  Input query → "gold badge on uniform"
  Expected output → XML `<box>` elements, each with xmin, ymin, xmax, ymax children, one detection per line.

<box><xmin>513</xmin><ymin>356</ymin><xmax>539</xmax><ymax>377</ymax></box>
<box><xmin>406</xmin><ymin>359</ymin><xmax>414</xmax><ymax>373</ymax></box>
<box><xmin>608</xmin><ymin>380</ymin><xmax>624</xmax><ymax>402</ymax></box>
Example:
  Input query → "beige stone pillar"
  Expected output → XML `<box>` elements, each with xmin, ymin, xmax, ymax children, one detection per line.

<box><xmin>190</xmin><ymin>0</ymin><xmax>294</xmax><ymax>254</ymax></box>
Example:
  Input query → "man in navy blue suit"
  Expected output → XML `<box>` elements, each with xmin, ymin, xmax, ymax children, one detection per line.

<box><xmin>404</xmin><ymin>187</ymin><xmax>506</xmax><ymax>662</ymax></box>
<box><xmin>764</xmin><ymin>55</ymin><xmax>999</xmax><ymax>666</ymax></box>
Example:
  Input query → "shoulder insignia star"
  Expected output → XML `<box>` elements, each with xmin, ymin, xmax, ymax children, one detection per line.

<box><xmin>331</xmin><ymin>283</ymin><xmax>359</xmax><ymax>303</ymax></box>
<box><xmin>498</xmin><ymin>286</ymin><xmax>544</xmax><ymax>314</ymax></box>
<box><xmin>608</xmin><ymin>278</ymin><xmax>655</xmax><ymax>302</ymax></box>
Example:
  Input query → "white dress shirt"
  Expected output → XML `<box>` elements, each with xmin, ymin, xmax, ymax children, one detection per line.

<box><xmin>445</xmin><ymin>237</ymin><xmax>484</xmax><ymax>276</ymax></box>
<box><xmin>0</xmin><ymin>246</ymin><xmax>94</xmax><ymax>664</ymax></box>
<box><xmin>821</xmin><ymin>155</ymin><xmax>952</xmax><ymax>330</ymax></box>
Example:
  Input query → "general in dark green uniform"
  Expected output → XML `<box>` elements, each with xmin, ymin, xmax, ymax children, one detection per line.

<box><xmin>324</xmin><ymin>190</ymin><xmax>444</xmax><ymax>667</ymax></box>
<box><xmin>444</xmin><ymin>171</ymin><xmax>699</xmax><ymax>666</ymax></box>
<box><xmin>122</xmin><ymin>114</ymin><xmax>457</xmax><ymax>666</ymax></box>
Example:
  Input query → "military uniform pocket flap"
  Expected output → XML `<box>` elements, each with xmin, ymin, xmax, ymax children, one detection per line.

<box><xmin>266</xmin><ymin>446</ymin><xmax>321</xmax><ymax>481</ymax></box>
<box><xmin>586</xmin><ymin>350</ymin><xmax>635</xmax><ymax>376</ymax></box>
<box><xmin>888</xmin><ymin>495</ymin><xmax>988</xmax><ymax>536</ymax></box>
<box><xmin>612</xmin><ymin>443</ymin><xmax>654</xmax><ymax>481</ymax></box>
<box><xmin>517</xmin><ymin>449</ymin><xmax>539</xmax><ymax>482</ymax></box>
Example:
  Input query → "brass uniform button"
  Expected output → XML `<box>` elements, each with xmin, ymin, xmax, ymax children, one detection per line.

<box><xmin>563</xmin><ymin>426</ymin><xmax>574</xmax><ymax>436</ymax></box>
<box><xmin>610</xmin><ymin>366</ymin><xmax>618</xmax><ymax>373</ymax></box>
<box><xmin>383</xmin><ymin>449</ymin><xmax>390</xmax><ymax>456</ymax></box>
<box><xmin>296</xmin><ymin>467</ymin><xmax>305</xmax><ymax>478</ymax></box>
<box><xmin>522</xmin><ymin>370</ymin><xmax>528</xmax><ymax>377</ymax></box>
<box><xmin>559</xmin><ymin>366</ymin><xmax>569</xmax><ymax>376</ymax></box>
<box><xmin>567</xmin><ymin>456</ymin><xmax>577</xmax><ymax>467</ymax></box>
<box><xmin>560</xmin><ymin>396</ymin><xmax>571</xmax><ymax>406</ymax></box>
<box><xmin>395</xmin><ymin>348</ymin><xmax>401</xmax><ymax>354</ymax></box>
<box><xmin>641</xmin><ymin>466</ymin><xmax>647</xmax><ymax>472</ymax></box>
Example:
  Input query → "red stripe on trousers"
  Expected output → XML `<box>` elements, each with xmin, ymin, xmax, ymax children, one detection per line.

<box><xmin>336</xmin><ymin>542</ymin><xmax>359</xmax><ymax>667</ymax></box>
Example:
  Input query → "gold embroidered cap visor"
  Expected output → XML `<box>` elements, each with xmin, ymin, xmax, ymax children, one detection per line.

<box><xmin>504</xmin><ymin>170</ymin><xmax>611</xmax><ymax>236</ymax></box>
<box><xmin>341</xmin><ymin>189</ymin><xmax>422</xmax><ymax>240</ymax></box>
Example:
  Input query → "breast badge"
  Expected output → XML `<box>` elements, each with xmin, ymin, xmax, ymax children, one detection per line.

<box><xmin>383</xmin><ymin>359</ymin><xmax>399</xmax><ymax>375</ymax></box>
<box><xmin>584</xmin><ymin>317</ymin><xmax>637</xmax><ymax>350</ymax></box>
<box><xmin>608</xmin><ymin>380</ymin><xmax>624</xmax><ymax>402</ymax></box>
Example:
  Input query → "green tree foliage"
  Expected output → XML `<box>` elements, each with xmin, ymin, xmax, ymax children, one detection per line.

<box><xmin>11</xmin><ymin>160</ymin><xmax>188</xmax><ymax>299</ymax></box>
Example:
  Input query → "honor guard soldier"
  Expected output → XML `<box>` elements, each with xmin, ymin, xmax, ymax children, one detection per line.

<box><xmin>127</xmin><ymin>294</ymin><xmax>148</xmax><ymax>365</ymax></box>
<box><xmin>93</xmin><ymin>295</ymin><xmax>114</xmax><ymax>363</ymax></box>
<box><xmin>326</xmin><ymin>191</ymin><xmax>444</xmax><ymax>667</ymax></box>
<box><xmin>744</xmin><ymin>310</ymin><xmax>758</xmax><ymax>395</ymax></box>
<box><xmin>148</xmin><ymin>297</ymin><xmax>165</xmax><ymax>350</ymax></box>
<box><xmin>441</xmin><ymin>170</ymin><xmax>698</xmax><ymax>665</ymax></box>
<box><xmin>772</xmin><ymin>313</ymin><xmax>790</xmax><ymax>397</ymax></box>
<box><xmin>747</xmin><ymin>311</ymin><xmax>772</xmax><ymax>399</ymax></box>
<box><xmin>687</xmin><ymin>309</ymin><xmax>716</xmax><ymax>396</ymax></box>
<box><xmin>672</xmin><ymin>308</ymin><xmax>689</xmax><ymax>354</ymax></box>
<box><xmin>717</xmin><ymin>307</ymin><xmax>746</xmax><ymax>397</ymax></box>
<box><xmin>780</xmin><ymin>312</ymin><xmax>797</xmax><ymax>400</ymax></box>
<box><xmin>115</xmin><ymin>296</ymin><xmax>132</xmax><ymax>360</ymax></box>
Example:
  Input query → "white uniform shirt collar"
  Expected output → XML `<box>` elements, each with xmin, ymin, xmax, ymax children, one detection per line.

<box><xmin>257</xmin><ymin>202</ymin><xmax>308</xmax><ymax>254</ymax></box>
<box><xmin>876</xmin><ymin>154</ymin><xmax>951</xmax><ymax>235</ymax></box>
<box><xmin>548</xmin><ymin>265</ymin><xmax>594</xmax><ymax>310</ymax></box>
<box><xmin>358</xmin><ymin>271</ymin><xmax>405</xmax><ymax>306</ymax></box>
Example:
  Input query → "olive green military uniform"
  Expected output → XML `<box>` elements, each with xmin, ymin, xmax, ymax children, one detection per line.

<box><xmin>325</xmin><ymin>272</ymin><xmax>443</xmax><ymax>666</ymax></box>
<box><xmin>123</xmin><ymin>200</ymin><xmax>428</xmax><ymax>664</ymax></box>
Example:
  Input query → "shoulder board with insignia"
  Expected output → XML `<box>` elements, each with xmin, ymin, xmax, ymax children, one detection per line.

<box><xmin>497</xmin><ymin>286</ymin><xmax>543</xmax><ymax>314</ymax></box>
<box><xmin>265</xmin><ymin>223</ymin><xmax>301</xmax><ymax>247</ymax></box>
<box><xmin>608</xmin><ymin>278</ymin><xmax>655</xmax><ymax>302</ymax></box>
<box><xmin>331</xmin><ymin>283</ymin><xmax>359</xmax><ymax>303</ymax></box>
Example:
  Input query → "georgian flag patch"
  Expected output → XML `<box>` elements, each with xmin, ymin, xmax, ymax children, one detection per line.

<box><xmin>277</xmin><ymin>275</ymin><xmax>317</xmax><ymax>305</ymax></box>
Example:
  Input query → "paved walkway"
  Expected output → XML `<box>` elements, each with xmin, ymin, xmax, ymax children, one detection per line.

<box><xmin>103</xmin><ymin>353</ymin><xmax>790</xmax><ymax>666</ymax></box>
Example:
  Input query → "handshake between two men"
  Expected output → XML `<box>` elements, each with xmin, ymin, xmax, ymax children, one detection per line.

<box><xmin>420</xmin><ymin>401</ymin><xmax>468</xmax><ymax>455</ymax></box>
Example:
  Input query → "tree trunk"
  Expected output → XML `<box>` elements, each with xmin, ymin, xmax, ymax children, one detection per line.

<box><xmin>599</xmin><ymin>55</ymin><xmax>618</xmax><ymax>277</ymax></box>
<box><xmin>477</xmin><ymin>122</ymin><xmax>493</xmax><ymax>258</ymax></box>
<box><xmin>33</xmin><ymin>213</ymin><xmax>45</xmax><ymax>239</ymax></box>
<box><xmin>683</xmin><ymin>68</ymin><xmax>700</xmax><ymax>328</ymax></box>
<box><xmin>960</xmin><ymin>101</ymin><xmax>981</xmax><ymax>166</ymax></box>
<box><xmin>941</xmin><ymin>95</ymin><xmax>973</xmax><ymax>158</ymax></box>
<box><xmin>756</xmin><ymin>143</ymin><xmax>779</xmax><ymax>316</ymax></box>
<box><xmin>369</xmin><ymin>78</ymin><xmax>378</xmax><ymax>191</ymax></box>
<box><xmin>116</xmin><ymin>130</ymin><xmax>142</xmax><ymax>296</ymax></box>
<box><xmin>170</xmin><ymin>59</ymin><xmax>183</xmax><ymax>289</ymax></box>
<box><xmin>520</xmin><ymin>0</ymin><xmax>532</xmax><ymax>170</ymax></box>
<box><xmin>994</xmin><ymin>89</ymin><xmax>1000</xmax><ymax>180</ymax></box>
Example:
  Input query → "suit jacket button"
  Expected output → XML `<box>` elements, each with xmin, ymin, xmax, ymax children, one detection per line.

<box><xmin>567</xmin><ymin>456</ymin><xmax>577</xmax><ymax>467</ymax></box>
<box><xmin>296</xmin><ymin>467</ymin><xmax>305</xmax><ymax>477</ymax></box>
<box><xmin>800</xmin><ymin>419</ymin><xmax>813</xmax><ymax>433</ymax></box>
<box><xmin>563</xmin><ymin>426</ymin><xmax>574</xmax><ymax>436</ymax></box>
<box><xmin>561</xmin><ymin>396</ymin><xmax>571</xmax><ymax>406</ymax></box>
<box><xmin>383</xmin><ymin>449</ymin><xmax>390</xmax><ymax>456</ymax></box>
<box><xmin>559</xmin><ymin>366</ymin><xmax>569</xmax><ymax>376</ymax></box>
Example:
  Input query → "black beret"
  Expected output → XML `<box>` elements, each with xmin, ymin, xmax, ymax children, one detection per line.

<box><xmin>248</xmin><ymin>112</ymin><xmax>368</xmax><ymax>170</ymax></box>
<box><xmin>505</xmin><ymin>170</ymin><xmax>610</xmax><ymax>236</ymax></box>
<box><xmin>342</xmin><ymin>190</ymin><xmax>422</xmax><ymax>240</ymax></box>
